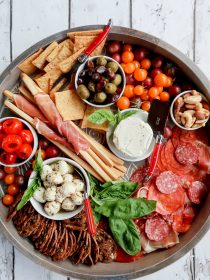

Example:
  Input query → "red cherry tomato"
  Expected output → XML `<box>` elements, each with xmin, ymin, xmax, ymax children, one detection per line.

<box><xmin>3</xmin><ymin>118</ymin><xmax>23</xmax><ymax>135</ymax></box>
<box><xmin>2</xmin><ymin>135</ymin><xmax>22</xmax><ymax>153</ymax></box>
<box><xmin>7</xmin><ymin>184</ymin><xmax>19</xmax><ymax>195</ymax></box>
<box><xmin>35</xmin><ymin>149</ymin><xmax>46</xmax><ymax>160</ymax></box>
<box><xmin>25</xmin><ymin>169</ymin><xmax>33</xmax><ymax>181</ymax></box>
<box><xmin>151</xmin><ymin>56</ymin><xmax>164</xmax><ymax>68</ymax></box>
<box><xmin>5</xmin><ymin>153</ymin><xmax>17</xmax><ymax>165</ymax></box>
<box><xmin>17</xmin><ymin>143</ymin><xmax>33</xmax><ymax>160</ymax></box>
<box><xmin>142</xmin><ymin>76</ymin><xmax>153</xmax><ymax>88</ymax></box>
<box><xmin>4</xmin><ymin>174</ymin><xmax>15</xmax><ymax>185</ymax></box>
<box><xmin>150</xmin><ymin>67</ymin><xmax>162</xmax><ymax>79</ymax></box>
<box><xmin>168</xmin><ymin>84</ymin><xmax>181</xmax><ymax>96</ymax></box>
<box><xmin>4</xmin><ymin>166</ymin><xmax>17</xmax><ymax>174</ymax></box>
<box><xmin>0</xmin><ymin>169</ymin><xmax>6</xmax><ymax>180</ymax></box>
<box><xmin>19</xmin><ymin>129</ymin><xmax>33</xmax><ymax>143</ymax></box>
<box><xmin>0</xmin><ymin>152</ymin><xmax>8</xmax><ymax>163</ymax></box>
<box><xmin>2</xmin><ymin>194</ymin><xmax>14</xmax><ymax>206</ymax></box>
<box><xmin>15</xmin><ymin>175</ymin><xmax>25</xmax><ymax>187</ymax></box>
<box><xmin>134</xmin><ymin>47</ymin><xmax>148</xmax><ymax>61</ymax></box>
<box><xmin>46</xmin><ymin>146</ymin><xmax>60</xmax><ymax>158</ymax></box>
<box><xmin>107</xmin><ymin>41</ymin><xmax>121</xmax><ymax>54</ymax></box>
<box><xmin>38</xmin><ymin>139</ymin><xmax>49</xmax><ymax>150</ymax></box>
<box><xmin>111</xmin><ymin>53</ymin><xmax>121</xmax><ymax>63</ymax></box>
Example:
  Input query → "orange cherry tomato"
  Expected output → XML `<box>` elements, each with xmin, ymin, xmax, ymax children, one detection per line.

<box><xmin>140</xmin><ymin>93</ymin><xmax>150</xmax><ymax>101</ymax></box>
<box><xmin>116</xmin><ymin>96</ymin><xmax>130</xmax><ymax>110</ymax></box>
<box><xmin>134</xmin><ymin>85</ymin><xmax>145</xmax><ymax>96</ymax></box>
<box><xmin>141</xmin><ymin>101</ymin><xmax>151</xmax><ymax>112</ymax></box>
<box><xmin>120</xmin><ymin>63</ymin><xmax>126</xmax><ymax>71</ymax></box>
<box><xmin>132</xmin><ymin>60</ymin><xmax>140</xmax><ymax>69</ymax></box>
<box><xmin>154</xmin><ymin>73</ymin><xmax>168</xmax><ymax>87</ymax></box>
<box><xmin>7</xmin><ymin>184</ymin><xmax>19</xmax><ymax>195</ymax></box>
<box><xmin>141</xmin><ymin>58</ymin><xmax>151</xmax><ymax>70</ymax></box>
<box><xmin>5</xmin><ymin>174</ymin><xmax>15</xmax><ymax>185</ymax></box>
<box><xmin>133</xmin><ymin>68</ymin><xmax>148</xmax><ymax>82</ymax></box>
<box><xmin>157</xmin><ymin>86</ymin><xmax>163</xmax><ymax>93</ymax></box>
<box><xmin>148</xmin><ymin>87</ymin><xmax>159</xmax><ymax>98</ymax></box>
<box><xmin>35</xmin><ymin>149</ymin><xmax>46</xmax><ymax>160</ymax></box>
<box><xmin>124</xmin><ymin>62</ymin><xmax>135</xmax><ymax>74</ymax></box>
<box><xmin>123</xmin><ymin>44</ymin><xmax>132</xmax><ymax>52</ymax></box>
<box><xmin>150</xmin><ymin>96</ymin><xmax>160</xmax><ymax>102</ymax></box>
<box><xmin>160</xmin><ymin>91</ymin><xmax>170</xmax><ymax>102</ymax></box>
<box><xmin>2</xmin><ymin>194</ymin><xmax>14</xmax><ymax>206</ymax></box>
<box><xmin>121</xmin><ymin>51</ymin><xmax>134</xmax><ymax>63</ymax></box>
<box><xmin>123</xmin><ymin>85</ymin><xmax>135</xmax><ymax>98</ymax></box>
<box><xmin>4</xmin><ymin>166</ymin><xmax>17</xmax><ymax>174</ymax></box>
<box><xmin>164</xmin><ymin>77</ymin><xmax>173</xmax><ymax>87</ymax></box>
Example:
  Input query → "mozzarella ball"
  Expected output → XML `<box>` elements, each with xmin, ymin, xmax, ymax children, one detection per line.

<box><xmin>55</xmin><ymin>187</ymin><xmax>66</xmax><ymax>203</ymax></box>
<box><xmin>41</xmin><ymin>165</ymin><xmax>53</xmax><ymax>181</ymax></box>
<box><xmin>61</xmin><ymin>182</ymin><xmax>76</xmax><ymax>197</ymax></box>
<box><xmin>73</xmin><ymin>178</ymin><xmax>85</xmax><ymax>192</ymax></box>
<box><xmin>63</xmin><ymin>173</ymin><xmax>73</xmax><ymax>183</ymax></box>
<box><xmin>44</xmin><ymin>201</ymin><xmax>61</xmax><ymax>216</ymax></box>
<box><xmin>62</xmin><ymin>198</ymin><xmax>76</xmax><ymax>211</ymax></box>
<box><xmin>46</xmin><ymin>172</ymin><xmax>63</xmax><ymax>185</ymax></box>
<box><xmin>71</xmin><ymin>192</ymin><xmax>84</xmax><ymax>205</ymax></box>
<box><xmin>54</xmin><ymin>160</ymin><xmax>71</xmax><ymax>175</ymax></box>
<box><xmin>33</xmin><ymin>187</ymin><xmax>46</xmax><ymax>203</ymax></box>
<box><xmin>44</xmin><ymin>186</ymin><xmax>56</xmax><ymax>202</ymax></box>
<box><xmin>43</xmin><ymin>180</ymin><xmax>52</xmax><ymax>189</ymax></box>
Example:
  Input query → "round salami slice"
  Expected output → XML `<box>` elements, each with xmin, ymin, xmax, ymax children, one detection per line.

<box><xmin>175</xmin><ymin>143</ymin><xmax>199</xmax><ymax>165</ymax></box>
<box><xmin>145</xmin><ymin>216</ymin><xmax>170</xmax><ymax>241</ymax></box>
<box><xmin>156</xmin><ymin>171</ymin><xmax>179</xmax><ymax>194</ymax></box>
<box><xmin>187</xmin><ymin>181</ymin><xmax>207</xmax><ymax>204</ymax></box>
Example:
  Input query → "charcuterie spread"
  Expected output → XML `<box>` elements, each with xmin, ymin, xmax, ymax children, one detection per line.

<box><xmin>1</xmin><ymin>24</ymin><xmax>210</xmax><ymax>268</ymax></box>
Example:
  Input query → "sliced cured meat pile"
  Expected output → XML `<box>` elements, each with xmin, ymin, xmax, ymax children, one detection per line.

<box><xmin>145</xmin><ymin>216</ymin><xmax>170</xmax><ymax>241</ymax></box>
<box><xmin>175</xmin><ymin>143</ymin><xmax>199</xmax><ymax>165</ymax></box>
<box><xmin>187</xmin><ymin>181</ymin><xmax>207</xmax><ymax>204</ymax></box>
<box><xmin>156</xmin><ymin>171</ymin><xmax>179</xmax><ymax>194</ymax></box>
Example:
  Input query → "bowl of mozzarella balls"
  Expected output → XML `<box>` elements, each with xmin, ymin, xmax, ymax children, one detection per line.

<box><xmin>30</xmin><ymin>157</ymin><xmax>90</xmax><ymax>220</ymax></box>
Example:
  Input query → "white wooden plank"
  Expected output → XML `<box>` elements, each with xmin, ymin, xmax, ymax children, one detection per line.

<box><xmin>0</xmin><ymin>233</ymin><xmax>13</xmax><ymax>280</ymax></box>
<box><xmin>71</xmin><ymin>0</ymin><xmax>130</xmax><ymax>27</ymax></box>
<box><xmin>12</xmin><ymin>0</ymin><xmax>69</xmax><ymax>59</ymax></box>
<box><xmin>0</xmin><ymin>0</ymin><xmax>10</xmax><ymax>72</ymax></box>
<box><xmin>132</xmin><ymin>0</ymin><xmax>194</xmax><ymax>59</ymax></box>
<box><xmin>195</xmin><ymin>0</ymin><xmax>210</xmax><ymax>78</ymax></box>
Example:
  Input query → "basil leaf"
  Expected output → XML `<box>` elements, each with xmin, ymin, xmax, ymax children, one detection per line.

<box><xmin>109</xmin><ymin>217</ymin><xmax>141</xmax><ymax>256</ymax></box>
<box><xmin>87</xmin><ymin>109</ymin><xmax>115</xmax><ymax>125</ymax></box>
<box><xmin>120</xmin><ymin>110</ymin><xmax>138</xmax><ymax>121</ymax></box>
<box><xmin>95</xmin><ymin>200</ymin><xmax>118</xmax><ymax>217</ymax></box>
<box><xmin>34</xmin><ymin>148</ymin><xmax>43</xmax><ymax>176</ymax></box>
<box><xmin>98</xmin><ymin>182</ymin><xmax>138</xmax><ymax>200</ymax></box>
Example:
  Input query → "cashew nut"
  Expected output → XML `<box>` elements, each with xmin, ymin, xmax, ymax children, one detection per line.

<box><xmin>185</xmin><ymin>104</ymin><xmax>196</xmax><ymax>109</ymax></box>
<box><xmin>174</xmin><ymin>97</ymin><xmax>184</xmax><ymax>124</ymax></box>
<box><xmin>184</xmin><ymin>95</ymin><xmax>202</xmax><ymax>104</ymax></box>
<box><xmin>191</xmin><ymin>90</ymin><xmax>200</xmax><ymax>96</ymax></box>
<box><xmin>195</xmin><ymin>102</ymin><xmax>203</xmax><ymax>111</ymax></box>
<box><xmin>180</xmin><ymin>110</ymin><xmax>195</xmax><ymax>128</ymax></box>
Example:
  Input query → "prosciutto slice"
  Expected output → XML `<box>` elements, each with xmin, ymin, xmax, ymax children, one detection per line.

<box><xmin>13</xmin><ymin>94</ymin><xmax>48</xmax><ymax>123</ymax></box>
<box><xmin>34</xmin><ymin>92</ymin><xmax>89</xmax><ymax>153</ymax></box>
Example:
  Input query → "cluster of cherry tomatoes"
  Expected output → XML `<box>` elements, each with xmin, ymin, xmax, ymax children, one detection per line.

<box><xmin>0</xmin><ymin>118</ymin><xmax>34</xmax><ymax>165</ymax></box>
<box><xmin>106</xmin><ymin>41</ymin><xmax>185</xmax><ymax>112</ymax></box>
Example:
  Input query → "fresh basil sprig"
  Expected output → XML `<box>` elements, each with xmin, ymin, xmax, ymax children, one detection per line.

<box><xmin>17</xmin><ymin>148</ymin><xmax>43</xmax><ymax>210</ymax></box>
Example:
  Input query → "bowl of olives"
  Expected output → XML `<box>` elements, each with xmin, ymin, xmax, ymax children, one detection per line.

<box><xmin>75</xmin><ymin>55</ymin><xmax>126</xmax><ymax>107</ymax></box>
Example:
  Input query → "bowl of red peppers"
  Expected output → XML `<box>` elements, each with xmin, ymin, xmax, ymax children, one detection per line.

<box><xmin>0</xmin><ymin>117</ymin><xmax>38</xmax><ymax>167</ymax></box>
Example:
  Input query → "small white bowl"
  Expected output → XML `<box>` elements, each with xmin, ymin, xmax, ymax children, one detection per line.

<box><xmin>0</xmin><ymin>117</ymin><xmax>38</xmax><ymax>167</ymax></box>
<box><xmin>75</xmin><ymin>55</ymin><xmax>126</xmax><ymax>108</ymax></box>
<box><xmin>29</xmin><ymin>157</ymin><xmax>90</xmax><ymax>221</ymax></box>
<box><xmin>170</xmin><ymin>90</ymin><xmax>210</xmax><ymax>130</ymax></box>
<box><xmin>106</xmin><ymin>108</ymin><xmax>155</xmax><ymax>162</ymax></box>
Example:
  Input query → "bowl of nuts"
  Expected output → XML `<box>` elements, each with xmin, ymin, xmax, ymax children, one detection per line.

<box><xmin>170</xmin><ymin>90</ymin><xmax>210</xmax><ymax>130</ymax></box>
<box><xmin>75</xmin><ymin>55</ymin><xmax>126</xmax><ymax>107</ymax></box>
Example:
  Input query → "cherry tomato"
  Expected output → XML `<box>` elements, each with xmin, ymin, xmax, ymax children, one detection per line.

<box><xmin>17</xmin><ymin>143</ymin><xmax>33</xmax><ymax>160</ymax></box>
<box><xmin>4</xmin><ymin>174</ymin><xmax>15</xmax><ymax>185</ymax></box>
<box><xmin>4</xmin><ymin>166</ymin><xmax>17</xmax><ymax>174</ymax></box>
<box><xmin>2</xmin><ymin>194</ymin><xmax>14</xmax><ymax>206</ymax></box>
<box><xmin>164</xmin><ymin>77</ymin><xmax>172</xmax><ymax>88</ymax></box>
<box><xmin>141</xmin><ymin>76</ymin><xmax>153</xmax><ymax>88</ymax></box>
<box><xmin>116</xmin><ymin>96</ymin><xmax>130</xmax><ymax>110</ymax></box>
<box><xmin>2</xmin><ymin>135</ymin><xmax>22</xmax><ymax>153</ymax></box>
<box><xmin>140</xmin><ymin>92</ymin><xmax>150</xmax><ymax>101</ymax></box>
<box><xmin>38</xmin><ymin>139</ymin><xmax>49</xmax><ymax>150</ymax></box>
<box><xmin>150</xmin><ymin>67</ymin><xmax>162</xmax><ymax>79</ymax></box>
<box><xmin>15</xmin><ymin>175</ymin><xmax>25</xmax><ymax>187</ymax></box>
<box><xmin>148</xmin><ymin>87</ymin><xmax>159</xmax><ymax>98</ymax></box>
<box><xmin>0</xmin><ymin>133</ymin><xmax>5</xmax><ymax>148</ymax></box>
<box><xmin>134</xmin><ymin>47</ymin><xmax>147</xmax><ymax>61</ymax></box>
<box><xmin>111</xmin><ymin>53</ymin><xmax>121</xmax><ymax>63</ymax></box>
<box><xmin>5</xmin><ymin>153</ymin><xmax>17</xmax><ymax>165</ymax></box>
<box><xmin>120</xmin><ymin>63</ymin><xmax>126</xmax><ymax>71</ymax></box>
<box><xmin>151</xmin><ymin>56</ymin><xmax>164</xmax><ymax>68</ymax></box>
<box><xmin>134</xmin><ymin>85</ymin><xmax>144</xmax><ymax>96</ymax></box>
<box><xmin>157</xmin><ymin>86</ymin><xmax>163</xmax><ymax>93</ymax></box>
<box><xmin>121</xmin><ymin>51</ymin><xmax>134</xmax><ymax>63</ymax></box>
<box><xmin>124</xmin><ymin>62</ymin><xmax>135</xmax><ymax>74</ymax></box>
<box><xmin>163</xmin><ymin>63</ymin><xmax>177</xmax><ymax>78</ymax></box>
<box><xmin>123</xmin><ymin>44</ymin><xmax>132</xmax><ymax>52</ymax></box>
<box><xmin>150</xmin><ymin>95</ymin><xmax>160</xmax><ymax>101</ymax></box>
<box><xmin>168</xmin><ymin>84</ymin><xmax>181</xmax><ymax>96</ymax></box>
<box><xmin>0</xmin><ymin>123</ymin><xmax>3</xmax><ymax>133</ymax></box>
<box><xmin>7</xmin><ymin>184</ymin><xmax>19</xmax><ymax>195</ymax></box>
<box><xmin>141</xmin><ymin>58</ymin><xmax>151</xmax><ymax>70</ymax></box>
<box><xmin>125</xmin><ymin>74</ymin><xmax>136</xmax><ymax>85</ymax></box>
<box><xmin>164</xmin><ymin>126</ymin><xmax>172</xmax><ymax>138</ymax></box>
<box><xmin>0</xmin><ymin>152</ymin><xmax>7</xmax><ymax>163</ymax></box>
<box><xmin>123</xmin><ymin>85</ymin><xmax>135</xmax><ymax>98</ymax></box>
<box><xmin>19</xmin><ymin>129</ymin><xmax>33</xmax><ymax>143</ymax></box>
<box><xmin>0</xmin><ymin>169</ymin><xmax>6</xmax><ymax>180</ymax></box>
<box><xmin>154</xmin><ymin>73</ymin><xmax>168</xmax><ymax>87</ymax></box>
<box><xmin>3</xmin><ymin>118</ymin><xmax>23</xmax><ymax>135</ymax></box>
<box><xmin>107</xmin><ymin>41</ymin><xmax>121</xmax><ymax>54</ymax></box>
<box><xmin>45</xmin><ymin>146</ymin><xmax>60</xmax><ymax>158</ymax></box>
<box><xmin>132</xmin><ymin>60</ymin><xmax>140</xmax><ymax>69</ymax></box>
<box><xmin>133</xmin><ymin>68</ymin><xmax>147</xmax><ymax>82</ymax></box>
<box><xmin>35</xmin><ymin>149</ymin><xmax>46</xmax><ymax>160</ymax></box>
<box><xmin>160</xmin><ymin>91</ymin><xmax>170</xmax><ymax>102</ymax></box>
<box><xmin>141</xmin><ymin>101</ymin><xmax>151</xmax><ymax>112</ymax></box>
<box><xmin>25</xmin><ymin>169</ymin><xmax>33</xmax><ymax>181</ymax></box>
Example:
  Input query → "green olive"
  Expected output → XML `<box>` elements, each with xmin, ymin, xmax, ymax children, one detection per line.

<box><xmin>88</xmin><ymin>81</ymin><xmax>96</xmax><ymax>92</ymax></box>
<box><xmin>102</xmin><ymin>77</ymin><xmax>109</xmax><ymax>84</ymax></box>
<box><xmin>105</xmin><ymin>83</ymin><xmax>117</xmax><ymax>94</ymax></box>
<box><xmin>106</xmin><ymin>61</ymin><xmax>118</xmax><ymax>73</ymax></box>
<box><xmin>112</xmin><ymin>74</ymin><xmax>122</xmax><ymax>86</ymax></box>
<box><xmin>94</xmin><ymin>92</ymin><xmax>107</xmax><ymax>103</ymax></box>
<box><xmin>96</xmin><ymin>57</ymin><xmax>107</xmax><ymax>66</ymax></box>
<box><xmin>77</xmin><ymin>85</ymin><xmax>90</xmax><ymax>99</ymax></box>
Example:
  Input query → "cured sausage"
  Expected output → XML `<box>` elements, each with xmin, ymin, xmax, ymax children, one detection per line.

<box><xmin>156</xmin><ymin>171</ymin><xmax>179</xmax><ymax>194</ymax></box>
<box><xmin>187</xmin><ymin>181</ymin><xmax>207</xmax><ymax>204</ymax></box>
<box><xmin>145</xmin><ymin>216</ymin><xmax>170</xmax><ymax>241</ymax></box>
<box><xmin>175</xmin><ymin>143</ymin><xmax>199</xmax><ymax>165</ymax></box>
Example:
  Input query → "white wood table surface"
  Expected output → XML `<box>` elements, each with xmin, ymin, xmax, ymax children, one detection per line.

<box><xmin>0</xmin><ymin>0</ymin><xmax>210</xmax><ymax>279</ymax></box>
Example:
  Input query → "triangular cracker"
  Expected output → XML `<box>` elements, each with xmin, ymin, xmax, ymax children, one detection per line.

<box><xmin>35</xmin><ymin>67</ymin><xmax>62</xmax><ymax>93</ymax></box>
<box><xmin>67</xmin><ymin>29</ymin><xmax>103</xmax><ymax>41</ymax></box>
<box><xmin>59</xmin><ymin>47</ymin><xmax>85</xmax><ymax>73</ymax></box>
<box><xmin>18</xmin><ymin>48</ymin><xmax>43</xmax><ymax>75</ymax></box>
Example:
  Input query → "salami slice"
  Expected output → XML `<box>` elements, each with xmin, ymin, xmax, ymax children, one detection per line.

<box><xmin>156</xmin><ymin>171</ymin><xmax>179</xmax><ymax>194</ymax></box>
<box><xmin>175</xmin><ymin>143</ymin><xmax>199</xmax><ymax>165</ymax></box>
<box><xmin>187</xmin><ymin>181</ymin><xmax>207</xmax><ymax>204</ymax></box>
<box><xmin>130</xmin><ymin>166</ymin><xmax>145</xmax><ymax>184</ymax></box>
<box><xmin>145</xmin><ymin>216</ymin><xmax>170</xmax><ymax>241</ymax></box>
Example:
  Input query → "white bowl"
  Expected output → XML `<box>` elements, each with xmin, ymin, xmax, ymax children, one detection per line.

<box><xmin>0</xmin><ymin>117</ymin><xmax>38</xmax><ymax>167</ymax></box>
<box><xmin>29</xmin><ymin>157</ymin><xmax>90</xmax><ymax>221</ymax></box>
<box><xmin>170</xmin><ymin>90</ymin><xmax>210</xmax><ymax>130</ymax></box>
<box><xmin>75</xmin><ymin>55</ymin><xmax>126</xmax><ymax>108</ymax></box>
<box><xmin>106</xmin><ymin>108</ymin><xmax>155</xmax><ymax>162</ymax></box>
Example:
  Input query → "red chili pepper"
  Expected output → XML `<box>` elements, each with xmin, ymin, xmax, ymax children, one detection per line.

<box><xmin>2</xmin><ymin>135</ymin><xmax>22</xmax><ymax>153</ymax></box>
